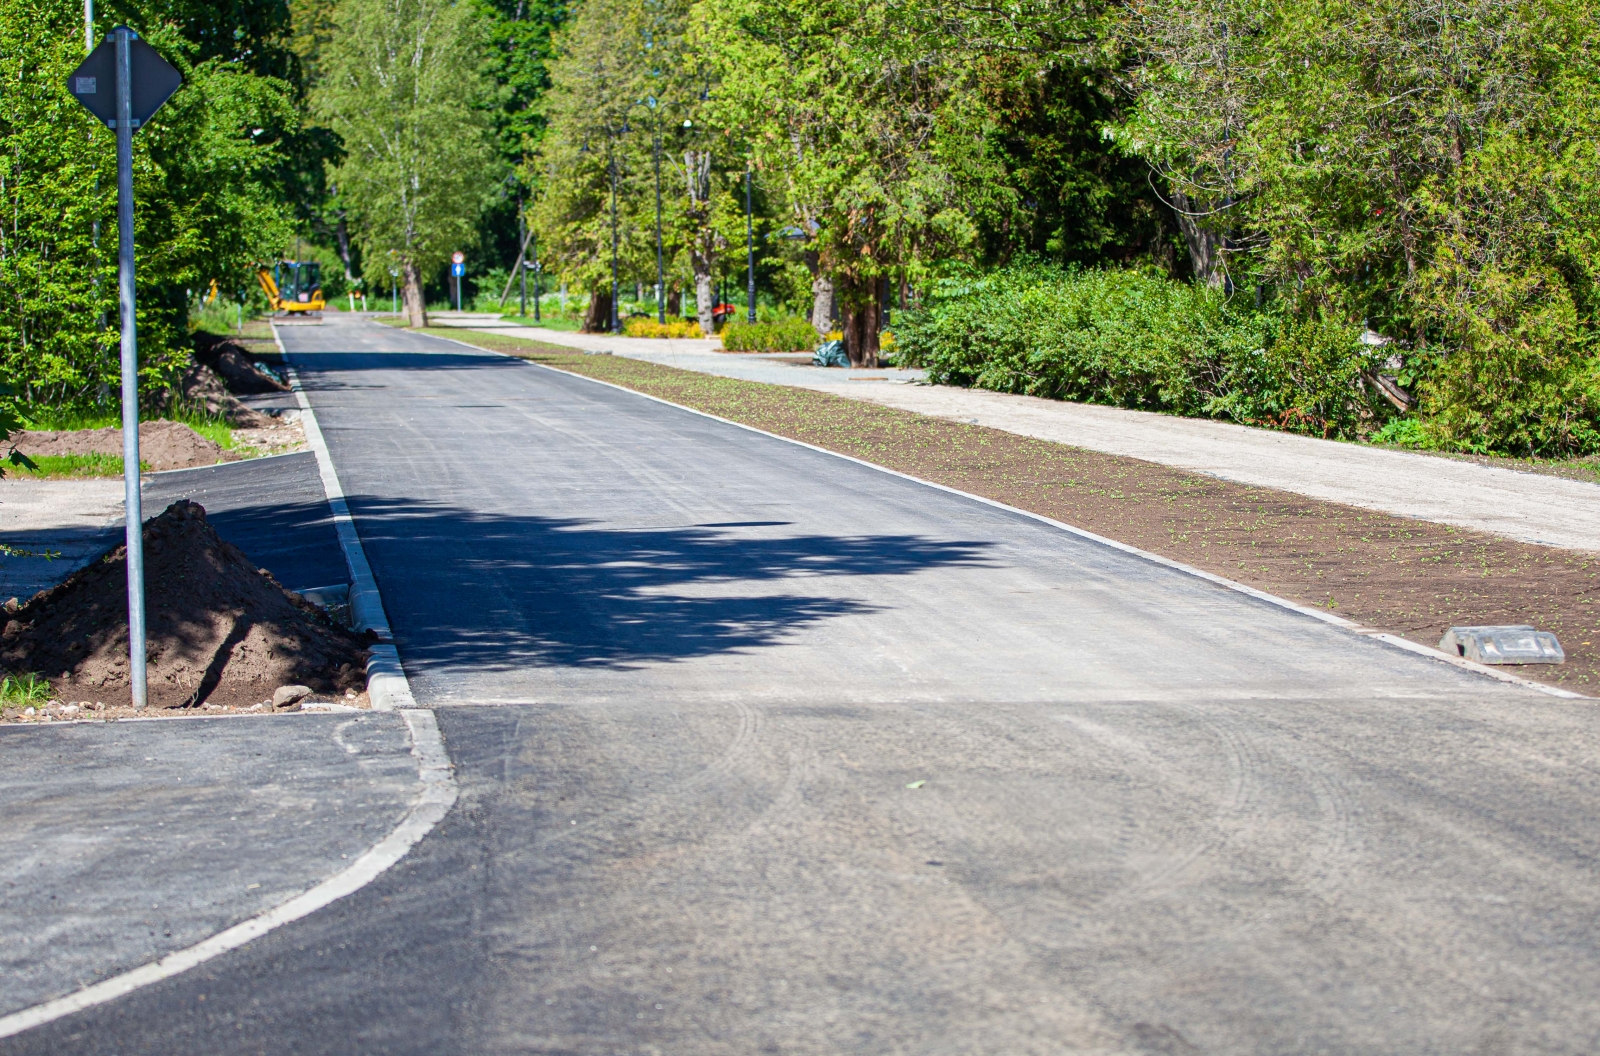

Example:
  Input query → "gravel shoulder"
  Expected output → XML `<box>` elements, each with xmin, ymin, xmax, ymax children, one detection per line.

<box><xmin>436</xmin><ymin>328</ymin><xmax>1600</xmax><ymax>692</ymax></box>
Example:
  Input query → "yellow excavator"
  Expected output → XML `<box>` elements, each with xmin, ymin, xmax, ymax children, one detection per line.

<box><xmin>257</xmin><ymin>260</ymin><xmax>325</xmax><ymax>315</ymax></box>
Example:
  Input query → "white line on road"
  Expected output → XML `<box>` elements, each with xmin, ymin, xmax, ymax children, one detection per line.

<box><xmin>0</xmin><ymin>708</ymin><xmax>457</xmax><ymax>1041</ymax></box>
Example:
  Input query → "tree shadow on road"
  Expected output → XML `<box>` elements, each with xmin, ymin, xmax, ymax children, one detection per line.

<box><xmin>340</xmin><ymin>495</ymin><xmax>994</xmax><ymax>672</ymax></box>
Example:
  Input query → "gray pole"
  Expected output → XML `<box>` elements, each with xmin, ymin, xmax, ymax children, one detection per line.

<box><xmin>745</xmin><ymin>167</ymin><xmax>755</xmax><ymax>324</ymax></box>
<box><xmin>609</xmin><ymin>152</ymin><xmax>620</xmax><ymax>334</ymax></box>
<box><xmin>115</xmin><ymin>27</ymin><xmax>147</xmax><ymax>710</ymax></box>
<box><xmin>84</xmin><ymin>0</ymin><xmax>93</xmax><ymax>54</ymax></box>
<box><xmin>532</xmin><ymin>236</ymin><xmax>541</xmax><ymax>322</ymax></box>
<box><xmin>655</xmin><ymin>134</ymin><xmax>664</xmax><ymax>325</ymax></box>
<box><xmin>518</xmin><ymin>203</ymin><xmax>527</xmax><ymax>317</ymax></box>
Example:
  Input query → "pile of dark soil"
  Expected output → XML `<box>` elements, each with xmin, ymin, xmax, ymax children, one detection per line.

<box><xmin>168</xmin><ymin>362</ymin><xmax>270</xmax><ymax>427</ymax></box>
<box><xmin>1</xmin><ymin>501</ymin><xmax>370</xmax><ymax>708</ymax></box>
<box><xmin>163</xmin><ymin>332</ymin><xmax>291</xmax><ymax>427</ymax></box>
<box><xmin>193</xmin><ymin>331</ymin><xmax>291</xmax><ymax>396</ymax></box>
<box><xmin>15</xmin><ymin>420</ymin><xmax>236</xmax><ymax>472</ymax></box>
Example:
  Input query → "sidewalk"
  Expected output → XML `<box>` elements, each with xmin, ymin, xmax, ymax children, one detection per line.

<box><xmin>462</xmin><ymin>322</ymin><xmax>1600</xmax><ymax>552</ymax></box>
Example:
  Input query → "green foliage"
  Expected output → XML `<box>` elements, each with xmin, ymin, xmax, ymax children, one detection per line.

<box><xmin>1371</xmin><ymin>417</ymin><xmax>1429</xmax><ymax>448</ymax></box>
<box><xmin>312</xmin><ymin>0</ymin><xmax>498</xmax><ymax>313</ymax></box>
<box><xmin>0</xmin><ymin>0</ymin><xmax>296</xmax><ymax>412</ymax></box>
<box><xmin>974</xmin><ymin>59</ymin><xmax>1176</xmax><ymax>271</ymax></box>
<box><xmin>16</xmin><ymin>453</ymin><xmax>145</xmax><ymax>478</ymax></box>
<box><xmin>721</xmin><ymin>318</ymin><xmax>819</xmax><ymax>352</ymax></box>
<box><xmin>900</xmin><ymin>263</ymin><xmax>1392</xmax><ymax>439</ymax></box>
<box><xmin>1115</xmin><ymin>0</ymin><xmax>1600</xmax><ymax>454</ymax></box>
<box><xmin>0</xmin><ymin>673</ymin><xmax>53</xmax><ymax>707</ymax></box>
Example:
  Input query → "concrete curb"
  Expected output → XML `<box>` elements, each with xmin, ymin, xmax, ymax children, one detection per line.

<box><xmin>274</xmin><ymin>325</ymin><xmax>416</xmax><ymax>711</ymax></box>
<box><xmin>417</xmin><ymin>325</ymin><xmax>1588</xmax><ymax>702</ymax></box>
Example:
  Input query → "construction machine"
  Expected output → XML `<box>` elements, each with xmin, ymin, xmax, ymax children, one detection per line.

<box><xmin>257</xmin><ymin>260</ymin><xmax>325</xmax><ymax>316</ymax></box>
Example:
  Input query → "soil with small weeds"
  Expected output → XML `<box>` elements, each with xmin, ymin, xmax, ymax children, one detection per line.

<box><xmin>16</xmin><ymin>420</ymin><xmax>235</xmax><ymax>472</ymax></box>
<box><xmin>1</xmin><ymin>500</ymin><xmax>372</xmax><ymax>709</ymax></box>
<box><xmin>434</xmin><ymin>328</ymin><xmax>1600</xmax><ymax>692</ymax></box>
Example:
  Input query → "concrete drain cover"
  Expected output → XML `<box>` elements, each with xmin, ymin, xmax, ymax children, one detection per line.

<box><xmin>1440</xmin><ymin>625</ymin><xmax>1565</xmax><ymax>665</ymax></box>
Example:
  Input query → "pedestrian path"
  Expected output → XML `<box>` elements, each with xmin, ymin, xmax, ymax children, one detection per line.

<box><xmin>458</xmin><ymin>322</ymin><xmax>1600</xmax><ymax>552</ymax></box>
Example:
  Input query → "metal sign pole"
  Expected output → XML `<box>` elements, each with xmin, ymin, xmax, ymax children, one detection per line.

<box><xmin>114</xmin><ymin>26</ymin><xmax>147</xmax><ymax>710</ymax></box>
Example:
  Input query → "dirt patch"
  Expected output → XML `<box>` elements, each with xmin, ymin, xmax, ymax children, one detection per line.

<box><xmin>433</xmin><ymin>328</ymin><xmax>1600</xmax><ymax>692</ymax></box>
<box><xmin>16</xmin><ymin>421</ymin><xmax>236</xmax><ymax>472</ymax></box>
<box><xmin>1</xmin><ymin>500</ymin><xmax>371</xmax><ymax>708</ymax></box>
<box><xmin>230</xmin><ymin>414</ymin><xmax>307</xmax><ymax>457</ymax></box>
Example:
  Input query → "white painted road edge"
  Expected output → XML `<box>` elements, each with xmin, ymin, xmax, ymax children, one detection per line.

<box><xmin>417</xmin><ymin>327</ymin><xmax>1586</xmax><ymax>702</ymax></box>
<box><xmin>0</xmin><ymin>708</ymin><xmax>457</xmax><ymax>1040</ymax></box>
<box><xmin>275</xmin><ymin>325</ymin><xmax>416</xmax><ymax>711</ymax></box>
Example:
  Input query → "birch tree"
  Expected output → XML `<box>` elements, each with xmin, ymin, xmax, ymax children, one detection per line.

<box><xmin>313</xmin><ymin>0</ymin><xmax>496</xmax><ymax>326</ymax></box>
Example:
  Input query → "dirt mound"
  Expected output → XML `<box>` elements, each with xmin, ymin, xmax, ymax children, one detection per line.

<box><xmin>1</xmin><ymin>501</ymin><xmax>370</xmax><ymax>708</ymax></box>
<box><xmin>16</xmin><ymin>420</ymin><xmax>238</xmax><ymax>471</ymax></box>
<box><xmin>193</xmin><ymin>332</ymin><xmax>291</xmax><ymax>395</ymax></box>
<box><xmin>169</xmin><ymin>361</ymin><xmax>272</xmax><ymax>426</ymax></box>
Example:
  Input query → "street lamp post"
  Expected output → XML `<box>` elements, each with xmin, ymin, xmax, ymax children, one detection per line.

<box><xmin>655</xmin><ymin>132</ymin><xmax>664</xmax><ymax>324</ymax></box>
<box><xmin>609</xmin><ymin>148</ymin><xmax>620</xmax><ymax>333</ymax></box>
<box><xmin>745</xmin><ymin>165</ymin><xmax>756</xmax><ymax>324</ymax></box>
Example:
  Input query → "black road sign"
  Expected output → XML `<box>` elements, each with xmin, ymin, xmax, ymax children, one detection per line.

<box><xmin>67</xmin><ymin>28</ymin><xmax>181</xmax><ymax>131</ymax></box>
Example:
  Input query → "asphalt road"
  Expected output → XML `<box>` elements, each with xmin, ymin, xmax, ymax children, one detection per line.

<box><xmin>11</xmin><ymin>314</ymin><xmax>1600</xmax><ymax>1054</ymax></box>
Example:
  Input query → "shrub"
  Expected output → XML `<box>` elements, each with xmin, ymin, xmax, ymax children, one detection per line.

<box><xmin>721</xmin><ymin>317</ymin><xmax>820</xmax><ymax>352</ymax></box>
<box><xmin>1413</xmin><ymin>267</ymin><xmax>1600</xmax><ymax>457</ymax></box>
<box><xmin>623</xmin><ymin>317</ymin><xmax>705</xmax><ymax>339</ymax></box>
<box><xmin>898</xmin><ymin>263</ymin><xmax>1392</xmax><ymax>439</ymax></box>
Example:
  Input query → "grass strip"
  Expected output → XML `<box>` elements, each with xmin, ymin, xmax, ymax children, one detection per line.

<box><xmin>16</xmin><ymin>453</ymin><xmax>149</xmax><ymax>478</ymax></box>
<box><xmin>427</xmin><ymin>326</ymin><xmax>1600</xmax><ymax>691</ymax></box>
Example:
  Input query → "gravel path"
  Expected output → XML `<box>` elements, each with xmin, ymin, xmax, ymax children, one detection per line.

<box><xmin>471</xmin><ymin>323</ymin><xmax>1600</xmax><ymax>552</ymax></box>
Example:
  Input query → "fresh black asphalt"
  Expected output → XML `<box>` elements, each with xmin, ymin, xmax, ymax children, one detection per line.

<box><xmin>7</xmin><ymin>315</ymin><xmax>1600</xmax><ymax>1054</ymax></box>
<box><xmin>143</xmin><ymin>451</ymin><xmax>347</xmax><ymax>593</ymax></box>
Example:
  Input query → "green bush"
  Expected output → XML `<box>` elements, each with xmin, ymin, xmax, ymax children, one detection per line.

<box><xmin>1413</xmin><ymin>267</ymin><xmax>1600</xmax><ymax>457</ymax></box>
<box><xmin>898</xmin><ymin>263</ymin><xmax>1393</xmax><ymax>439</ymax></box>
<box><xmin>721</xmin><ymin>317</ymin><xmax>820</xmax><ymax>353</ymax></box>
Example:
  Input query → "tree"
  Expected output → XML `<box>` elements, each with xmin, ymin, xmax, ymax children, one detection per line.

<box><xmin>313</xmin><ymin>0</ymin><xmax>497</xmax><ymax>326</ymax></box>
<box><xmin>1117</xmin><ymin>0</ymin><xmax>1600</xmax><ymax>453</ymax></box>
<box><xmin>0</xmin><ymin>0</ymin><xmax>295</xmax><ymax>411</ymax></box>
<box><xmin>530</xmin><ymin>0</ymin><xmax>742</xmax><ymax>333</ymax></box>
<box><xmin>700</xmin><ymin>0</ymin><xmax>1011</xmax><ymax>365</ymax></box>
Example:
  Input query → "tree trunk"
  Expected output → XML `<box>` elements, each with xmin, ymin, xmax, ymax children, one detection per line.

<box><xmin>692</xmin><ymin>265</ymin><xmax>714</xmax><ymax>335</ymax></box>
<box><xmin>583</xmin><ymin>288</ymin><xmax>613</xmax><ymax>333</ymax></box>
<box><xmin>336</xmin><ymin>213</ymin><xmax>356</xmax><ymax>282</ymax></box>
<box><xmin>684</xmin><ymin>149</ymin><xmax>718</xmax><ymax>335</ymax></box>
<box><xmin>1171</xmin><ymin>189</ymin><xmax>1226</xmax><ymax>289</ymax></box>
<box><xmin>666</xmin><ymin>285</ymin><xmax>681</xmax><ymax>316</ymax></box>
<box><xmin>805</xmin><ymin>250</ymin><xmax>834</xmax><ymax>336</ymax></box>
<box><xmin>402</xmin><ymin>260</ymin><xmax>428</xmax><ymax>328</ymax></box>
<box><xmin>837</xmin><ymin>272</ymin><xmax>879</xmax><ymax>368</ymax></box>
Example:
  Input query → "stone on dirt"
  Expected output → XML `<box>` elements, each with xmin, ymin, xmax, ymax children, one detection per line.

<box><xmin>272</xmin><ymin>684</ymin><xmax>313</xmax><ymax>709</ymax></box>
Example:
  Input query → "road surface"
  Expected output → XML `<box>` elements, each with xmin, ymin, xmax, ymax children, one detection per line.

<box><xmin>446</xmin><ymin>314</ymin><xmax>1600</xmax><ymax>551</ymax></box>
<box><xmin>10</xmin><ymin>313</ymin><xmax>1600</xmax><ymax>1054</ymax></box>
